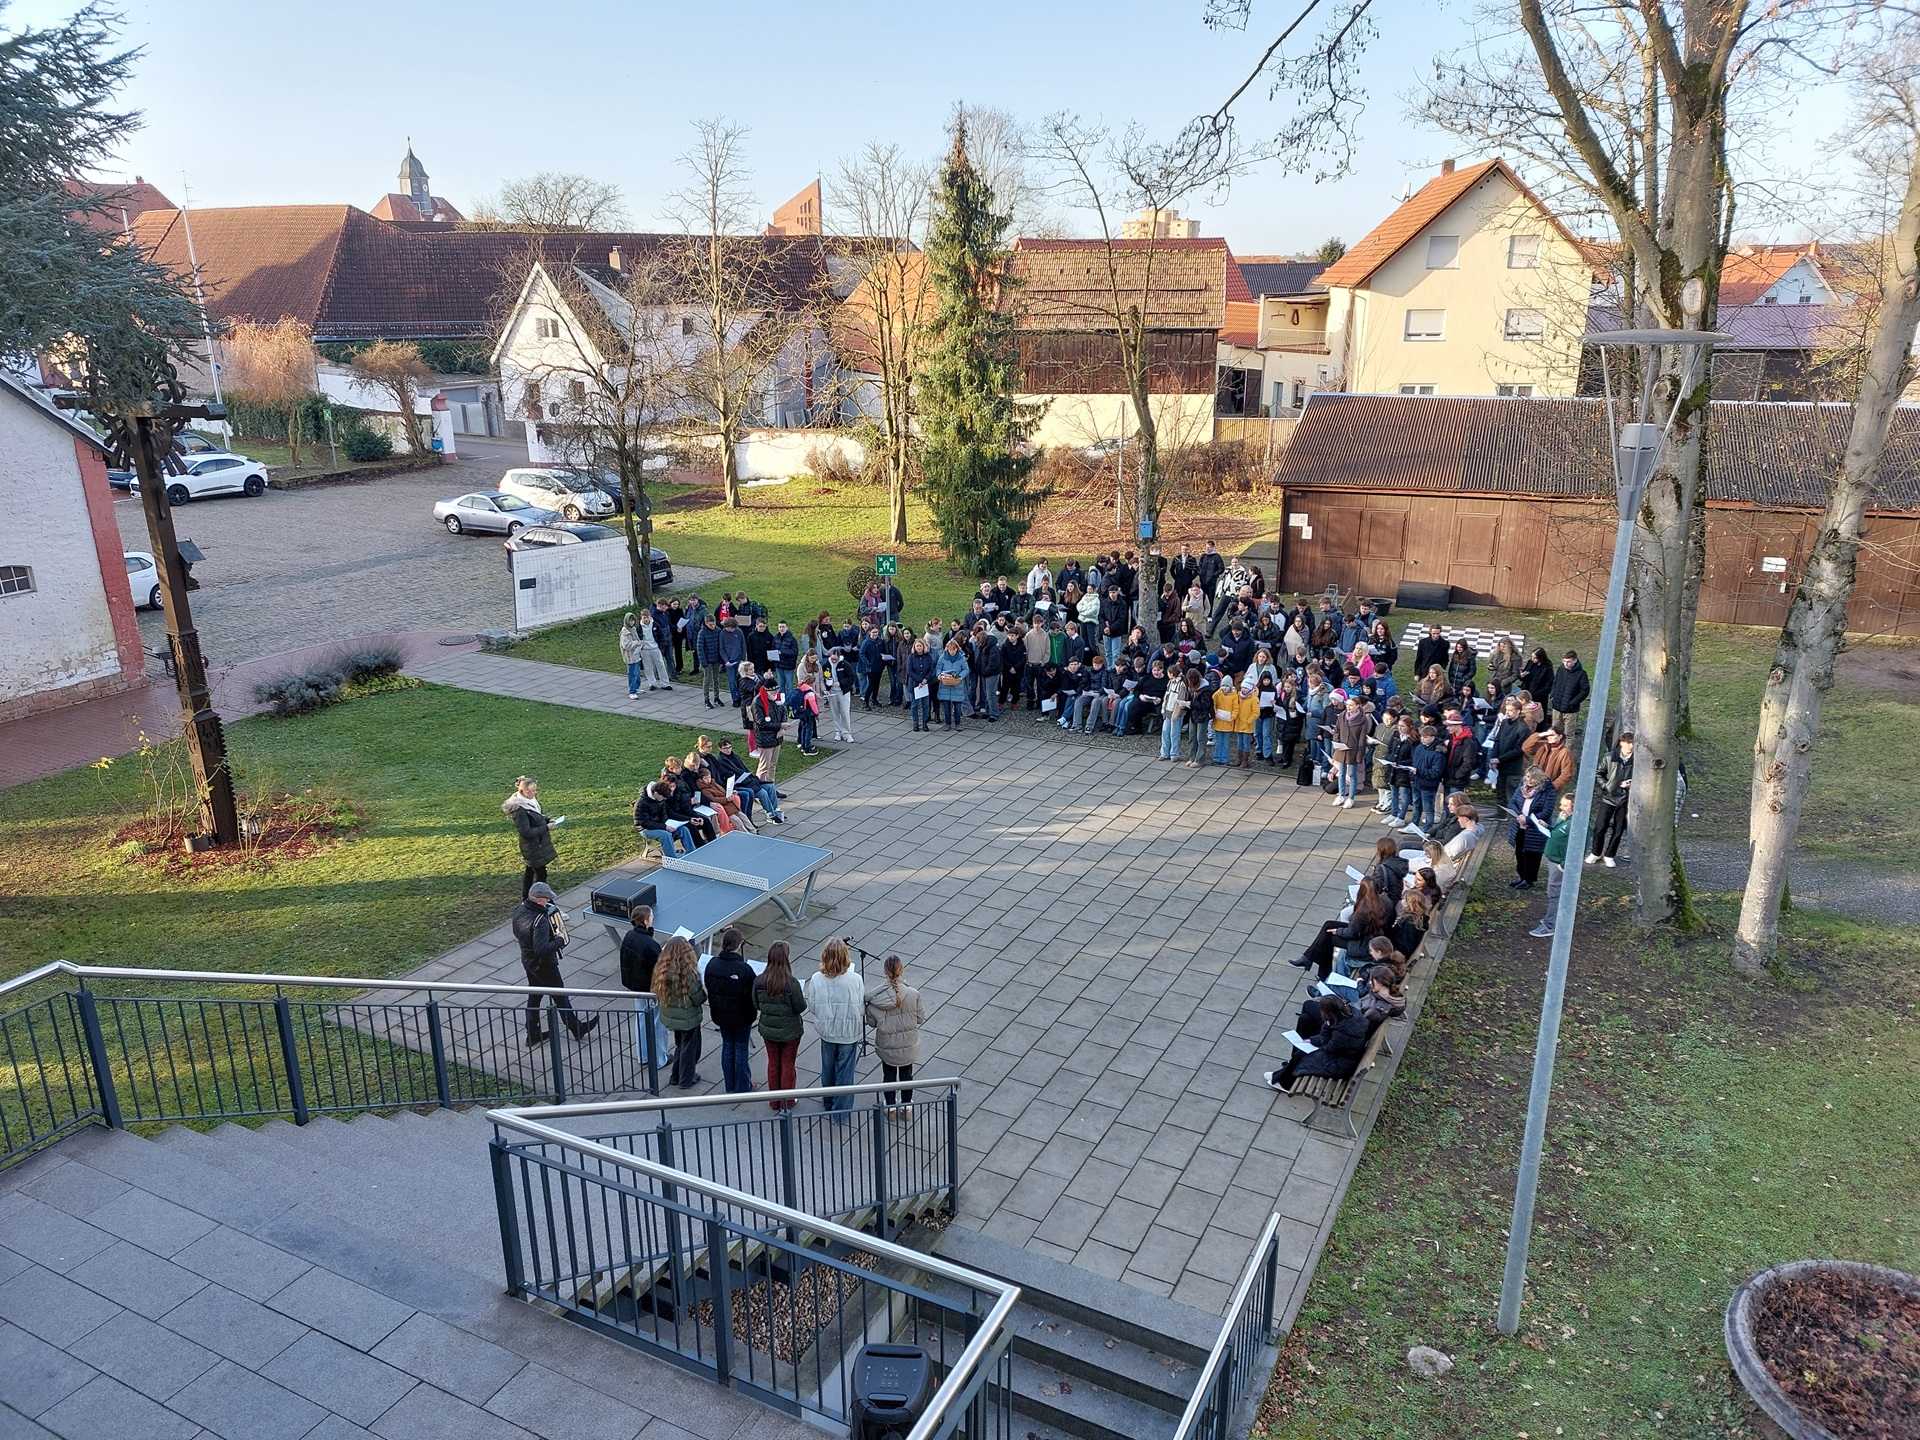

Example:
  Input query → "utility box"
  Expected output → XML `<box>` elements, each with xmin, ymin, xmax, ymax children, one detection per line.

<box><xmin>850</xmin><ymin>1343</ymin><xmax>932</xmax><ymax>1440</ymax></box>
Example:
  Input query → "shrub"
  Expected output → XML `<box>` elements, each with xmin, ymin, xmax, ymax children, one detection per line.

<box><xmin>253</xmin><ymin>667</ymin><xmax>344</xmax><ymax>717</ymax></box>
<box><xmin>337</xmin><ymin>647</ymin><xmax>402</xmax><ymax>684</ymax></box>
<box><xmin>341</xmin><ymin>426</ymin><xmax>393</xmax><ymax>462</ymax></box>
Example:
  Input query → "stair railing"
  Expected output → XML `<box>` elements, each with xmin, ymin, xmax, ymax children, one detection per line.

<box><xmin>1172</xmin><ymin>1210</ymin><xmax>1284</xmax><ymax>1440</ymax></box>
<box><xmin>490</xmin><ymin>1089</ymin><xmax>1015</xmax><ymax>1440</ymax></box>
<box><xmin>0</xmin><ymin>960</ymin><xmax>662</xmax><ymax>1168</ymax></box>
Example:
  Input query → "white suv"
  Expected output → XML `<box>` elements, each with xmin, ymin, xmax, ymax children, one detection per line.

<box><xmin>498</xmin><ymin>467</ymin><xmax>615</xmax><ymax>521</ymax></box>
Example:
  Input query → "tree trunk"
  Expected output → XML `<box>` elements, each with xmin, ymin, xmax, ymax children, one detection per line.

<box><xmin>1736</xmin><ymin>135</ymin><xmax>1920</xmax><ymax>973</ymax></box>
<box><xmin>720</xmin><ymin>413</ymin><xmax>742</xmax><ymax>508</ymax></box>
<box><xmin>889</xmin><ymin>470</ymin><xmax>908</xmax><ymax>543</ymax></box>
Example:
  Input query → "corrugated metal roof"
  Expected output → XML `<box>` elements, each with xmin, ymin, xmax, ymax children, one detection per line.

<box><xmin>1275</xmin><ymin>393</ymin><xmax>1920</xmax><ymax>511</ymax></box>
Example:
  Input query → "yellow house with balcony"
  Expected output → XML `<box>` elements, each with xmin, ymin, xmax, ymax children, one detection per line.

<box><xmin>1235</xmin><ymin>159</ymin><xmax>1596</xmax><ymax>416</ymax></box>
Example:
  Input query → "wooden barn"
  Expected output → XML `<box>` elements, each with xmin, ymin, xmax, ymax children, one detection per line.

<box><xmin>1270</xmin><ymin>394</ymin><xmax>1920</xmax><ymax>636</ymax></box>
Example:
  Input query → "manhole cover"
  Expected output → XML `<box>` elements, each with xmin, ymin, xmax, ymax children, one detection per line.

<box><xmin>438</xmin><ymin>635</ymin><xmax>474</xmax><ymax>646</ymax></box>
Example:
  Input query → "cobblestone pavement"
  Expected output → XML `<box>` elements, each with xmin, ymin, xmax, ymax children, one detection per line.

<box><xmin>114</xmin><ymin>439</ymin><xmax>721</xmax><ymax>666</ymax></box>
<box><xmin>404</xmin><ymin>650</ymin><xmax>1400</xmax><ymax>1318</ymax></box>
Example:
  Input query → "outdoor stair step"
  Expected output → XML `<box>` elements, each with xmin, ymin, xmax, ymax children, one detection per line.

<box><xmin>920</xmin><ymin>1319</ymin><xmax>1179</xmax><ymax>1440</ymax></box>
<box><xmin>1004</xmin><ymin>1298</ymin><xmax>1198</xmax><ymax>1412</ymax></box>
<box><xmin>935</xmin><ymin>1223</ymin><xmax>1219</xmax><ymax>1364</ymax></box>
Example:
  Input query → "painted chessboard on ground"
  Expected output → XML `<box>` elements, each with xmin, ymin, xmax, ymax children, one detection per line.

<box><xmin>1397</xmin><ymin>622</ymin><xmax>1528</xmax><ymax>658</ymax></box>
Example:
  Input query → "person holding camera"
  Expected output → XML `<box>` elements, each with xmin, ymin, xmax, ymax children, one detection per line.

<box><xmin>511</xmin><ymin>882</ymin><xmax>597</xmax><ymax>1046</ymax></box>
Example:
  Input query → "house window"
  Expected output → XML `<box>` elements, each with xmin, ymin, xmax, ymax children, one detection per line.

<box><xmin>1291</xmin><ymin>380</ymin><xmax>1307</xmax><ymax>410</ymax></box>
<box><xmin>1507</xmin><ymin>235</ymin><xmax>1541</xmax><ymax>269</ymax></box>
<box><xmin>681</xmin><ymin>317</ymin><xmax>696</xmax><ymax>337</ymax></box>
<box><xmin>1425</xmin><ymin>235</ymin><xmax>1459</xmax><ymax>269</ymax></box>
<box><xmin>568</xmin><ymin>379</ymin><xmax>587</xmax><ymax>403</ymax></box>
<box><xmin>1503</xmin><ymin>308</ymin><xmax>1546</xmax><ymax>341</ymax></box>
<box><xmin>1404</xmin><ymin>309</ymin><xmax>1446</xmax><ymax>341</ymax></box>
<box><xmin>1496</xmin><ymin>383</ymin><xmax>1537</xmax><ymax>397</ymax></box>
<box><xmin>534</xmin><ymin>317</ymin><xmax>560</xmax><ymax>340</ymax></box>
<box><xmin>0</xmin><ymin>565</ymin><xmax>33</xmax><ymax>596</ymax></box>
<box><xmin>1398</xmin><ymin>383</ymin><xmax>1437</xmax><ymax>396</ymax></box>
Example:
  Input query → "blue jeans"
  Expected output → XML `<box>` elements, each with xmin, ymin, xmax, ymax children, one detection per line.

<box><xmin>1339</xmin><ymin>760</ymin><xmax>1363</xmax><ymax>799</ymax></box>
<box><xmin>1159</xmin><ymin>717</ymin><xmax>1184</xmax><ymax>758</ymax></box>
<box><xmin>797</xmin><ymin>713</ymin><xmax>816</xmax><ymax>750</ymax></box>
<box><xmin>720</xmin><ymin>1029</ymin><xmax>752</xmax><ymax>1093</ymax></box>
<box><xmin>976</xmin><ymin>680</ymin><xmax>999</xmax><ymax>720</ymax></box>
<box><xmin>626</xmin><ymin>661</ymin><xmax>643</xmax><ymax>695</ymax></box>
<box><xmin>1191</xmin><ymin>722</ymin><xmax>1210</xmax><ymax>762</ymax></box>
<box><xmin>911</xmin><ymin>695</ymin><xmax>932</xmax><ymax>727</ymax></box>
<box><xmin>1412</xmin><ymin>788</ymin><xmax>1439</xmax><ymax>829</ymax></box>
<box><xmin>1389</xmin><ymin>782</ymin><xmax>1414</xmax><ymax>821</ymax></box>
<box><xmin>1213</xmin><ymin>728</ymin><xmax>1232</xmax><ymax>764</ymax></box>
<box><xmin>1104</xmin><ymin>636</ymin><xmax>1124</xmax><ymax>667</ymax></box>
<box><xmin>643</xmin><ymin>825</ymin><xmax>692</xmax><ymax>855</ymax></box>
<box><xmin>1110</xmin><ymin>696</ymin><xmax>1136</xmax><ymax>733</ymax></box>
<box><xmin>819</xmin><ymin>1040</ymin><xmax>859</xmax><ymax>1118</ymax></box>
<box><xmin>732</xmin><ymin>777</ymin><xmax>778</xmax><ymax>818</ymax></box>
<box><xmin>1255</xmin><ymin>715</ymin><xmax>1274</xmax><ymax>758</ymax></box>
<box><xmin>633</xmin><ymin>1000</ymin><xmax>670</xmax><ymax>1071</ymax></box>
<box><xmin>777</xmin><ymin>666</ymin><xmax>796</xmax><ymax>706</ymax></box>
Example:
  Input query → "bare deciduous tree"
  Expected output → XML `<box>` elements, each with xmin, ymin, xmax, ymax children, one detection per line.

<box><xmin>469</xmin><ymin>172</ymin><xmax>628</xmax><ymax>231</ymax></box>
<box><xmin>831</xmin><ymin>144</ymin><xmax>934</xmax><ymax>543</ymax></box>
<box><xmin>222</xmin><ymin>317</ymin><xmax>318</xmax><ymax>465</ymax></box>
<box><xmin>349</xmin><ymin>340</ymin><xmax>432</xmax><ymax>455</ymax></box>
<box><xmin>1737</xmin><ymin>21</ymin><xmax>1920</xmax><ymax>973</ymax></box>
<box><xmin>1026</xmin><ymin>113</ymin><xmax>1263</xmax><ymax>552</ymax></box>
<box><xmin>668</xmin><ymin>119</ymin><xmax>813</xmax><ymax>508</ymax></box>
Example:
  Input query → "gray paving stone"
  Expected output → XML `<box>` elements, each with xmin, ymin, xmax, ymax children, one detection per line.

<box><xmin>68</xmin><ymin>1241</ymin><xmax>206</xmax><ymax>1320</ymax></box>
<box><xmin>371</xmin><ymin>1314</ymin><xmax>524</xmax><ymax>1407</ymax></box>
<box><xmin>0</xmin><ymin>1249</ymin><xmax>26</xmax><ymax>1289</ymax></box>
<box><xmin>34</xmin><ymin>1374</ymin><xmax>199</xmax><ymax>1440</ymax></box>
<box><xmin>159</xmin><ymin>1284</ymin><xmax>304</xmax><ymax>1369</ymax></box>
<box><xmin>16</xmin><ymin>1165</ymin><xmax>131</xmax><ymax>1221</ymax></box>
<box><xmin>168</xmin><ymin>1228</ymin><xmax>311</xmax><ymax>1302</ymax></box>
<box><xmin>0</xmin><ymin>1404</ymin><xmax>56</xmax><ymax>1439</ymax></box>
<box><xmin>373</xmin><ymin>1383</ymin><xmax>537</xmax><ymax>1440</ymax></box>
<box><xmin>0</xmin><ymin>1322</ymin><xmax>95</xmax><ymax>1418</ymax></box>
<box><xmin>266</xmin><ymin>1267</ymin><xmax>411</xmax><ymax>1352</ymax></box>
<box><xmin>168</xmin><ymin>1360</ymin><xmax>327</xmax><ymax>1440</ymax></box>
<box><xmin>0</xmin><ymin>1197</ymin><xmax>113</xmax><ymax>1275</ymax></box>
<box><xmin>68</xmin><ymin>1312</ymin><xmax>218</xmax><ymax>1403</ymax></box>
<box><xmin>1088</xmin><ymin>1197</ymin><xmax>1158</xmax><ymax>1251</ymax></box>
<box><xmin>264</xmin><ymin>1332</ymin><xmax>417</xmax><ymax>1424</ymax></box>
<box><xmin>86</xmin><ymin>1189</ymin><xmax>216</xmax><ymax>1259</ymax></box>
<box><xmin>0</xmin><ymin>1267</ymin><xmax>116</xmax><ymax>1347</ymax></box>
<box><xmin>484</xmin><ymin>1362</ymin><xmax>651</xmax><ymax>1440</ymax></box>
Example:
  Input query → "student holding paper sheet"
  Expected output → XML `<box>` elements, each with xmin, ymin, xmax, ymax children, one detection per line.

<box><xmin>905</xmin><ymin>639</ymin><xmax>936</xmax><ymax>731</ymax></box>
<box><xmin>1261</xmin><ymin>992</ymin><xmax>1374</xmax><ymax>1093</ymax></box>
<box><xmin>1507</xmin><ymin>766</ymin><xmax>1558</xmax><ymax>890</ymax></box>
<box><xmin>502</xmin><ymin>776</ymin><xmax>561</xmax><ymax>899</ymax></box>
<box><xmin>1330</xmin><ymin>693</ymin><xmax>1374</xmax><ymax>807</ymax></box>
<box><xmin>1529</xmin><ymin>794</ymin><xmax>1578</xmax><ymax>938</ymax></box>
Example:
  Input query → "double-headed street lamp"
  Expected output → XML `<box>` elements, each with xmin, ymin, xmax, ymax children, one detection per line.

<box><xmin>1495</xmin><ymin>305</ymin><xmax>1726</xmax><ymax>1335</ymax></box>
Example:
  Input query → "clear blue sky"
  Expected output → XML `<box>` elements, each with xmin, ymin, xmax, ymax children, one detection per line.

<box><xmin>20</xmin><ymin>0</ymin><xmax>1846</xmax><ymax>252</ymax></box>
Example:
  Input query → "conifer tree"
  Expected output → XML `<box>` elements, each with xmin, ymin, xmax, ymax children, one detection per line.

<box><xmin>918</xmin><ymin>116</ymin><xmax>1045</xmax><ymax>577</ymax></box>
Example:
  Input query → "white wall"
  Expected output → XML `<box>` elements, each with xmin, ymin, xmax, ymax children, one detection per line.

<box><xmin>1023</xmin><ymin>392</ymin><xmax>1216</xmax><ymax>452</ymax></box>
<box><xmin>0</xmin><ymin>394</ymin><xmax>120</xmax><ymax>702</ymax></box>
<box><xmin>733</xmin><ymin>429</ymin><xmax>866</xmax><ymax>479</ymax></box>
<box><xmin>511</xmin><ymin>538</ymin><xmax>638</xmax><ymax>630</ymax></box>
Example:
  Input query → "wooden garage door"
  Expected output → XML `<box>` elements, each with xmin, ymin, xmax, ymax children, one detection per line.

<box><xmin>1448</xmin><ymin>512</ymin><xmax>1500</xmax><ymax>604</ymax></box>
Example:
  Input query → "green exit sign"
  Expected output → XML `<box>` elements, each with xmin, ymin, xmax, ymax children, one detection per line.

<box><xmin>874</xmin><ymin>554</ymin><xmax>897</xmax><ymax>576</ymax></box>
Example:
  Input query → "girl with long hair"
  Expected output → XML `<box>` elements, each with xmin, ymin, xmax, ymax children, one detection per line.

<box><xmin>864</xmin><ymin>955</ymin><xmax>927</xmax><ymax>1119</ymax></box>
<box><xmin>655</xmin><ymin>938</ymin><xmax>705</xmax><ymax>1089</ymax></box>
<box><xmin>755</xmin><ymin>942</ymin><xmax>807</xmax><ymax>1109</ymax></box>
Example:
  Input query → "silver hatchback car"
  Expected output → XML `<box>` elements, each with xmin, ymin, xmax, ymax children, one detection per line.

<box><xmin>432</xmin><ymin>491</ymin><xmax>559</xmax><ymax>535</ymax></box>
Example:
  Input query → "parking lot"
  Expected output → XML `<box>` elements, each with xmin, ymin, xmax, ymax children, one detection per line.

<box><xmin>113</xmin><ymin>438</ymin><xmax>713</xmax><ymax>665</ymax></box>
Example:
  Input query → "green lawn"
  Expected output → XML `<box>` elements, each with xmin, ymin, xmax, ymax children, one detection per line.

<box><xmin>512</xmin><ymin>480</ymin><xmax>1049</xmax><ymax>673</ymax></box>
<box><xmin>1258</xmin><ymin>891</ymin><xmax>1920</xmax><ymax>1438</ymax></box>
<box><xmin>0</xmin><ymin>683</ymin><xmax>819</xmax><ymax>992</ymax></box>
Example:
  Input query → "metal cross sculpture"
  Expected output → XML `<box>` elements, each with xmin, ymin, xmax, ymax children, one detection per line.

<box><xmin>85</xmin><ymin>366</ymin><xmax>241</xmax><ymax>849</ymax></box>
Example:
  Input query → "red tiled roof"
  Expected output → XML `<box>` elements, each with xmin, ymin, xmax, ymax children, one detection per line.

<box><xmin>64</xmin><ymin>177</ymin><xmax>176</xmax><ymax>232</ymax></box>
<box><xmin>1721</xmin><ymin>244</ymin><xmax>1822</xmax><ymax>306</ymax></box>
<box><xmin>370</xmin><ymin>192</ymin><xmax>466</xmax><ymax>224</ymax></box>
<box><xmin>129</xmin><ymin>207</ymin><xmax>827</xmax><ymax>340</ymax></box>
<box><xmin>1010</xmin><ymin>237</ymin><xmax>1245</xmax><ymax>331</ymax></box>
<box><xmin>1316</xmin><ymin>159</ymin><xmax>1597</xmax><ymax>289</ymax></box>
<box><xmin>1275</xmin><ymin>393</ymin><xmax>1920</xmax><ymax>510</ymax></box>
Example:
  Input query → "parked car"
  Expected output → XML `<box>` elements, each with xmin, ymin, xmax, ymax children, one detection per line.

<box><xmin>128</xmin><ymin>452</ymin><xmax>269</xmax><ymax>503</ymax></box>
<box><xmin>175</xmin><ymin>431</ymin><xmax>229</xmax><ymax>456</ymax></box>
<box><xmin>498</xmin><ymin>467</ymin><xmax>615</xmax><ymax>521</ymax></box>
<box><xmin>108</xmin><ymin>467</ymin><xmax>134</xmax><ymax>491</ymax></box>
<box><xmin>1077</xmin><ymin>436</ymin><xmax>1125</xmax><ymax>461</ymax></box>
<box><xmin>125</xmin><ymin>550</ymin><xmax>161</xmax><ymax>609</ymax></box>
<box><xmin>572</xmin><ymin>462</ymin><xmax>670</xmax><ymax>513</ymax></box>
<box><xmin>433</xmin><ymin>491</ymin><xmax>558</xmax><ymax>535</ymax></box>
<box><xmin>503</xmin><ymin>524</ymin><xmax>672</xmax><ymax>585</ymax></box>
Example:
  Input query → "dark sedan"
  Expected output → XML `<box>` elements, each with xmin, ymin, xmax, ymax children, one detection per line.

<box><xmin>503</xmin><ymin>524</ymin><xmax>672</xmax><ymax>585</ymax></box>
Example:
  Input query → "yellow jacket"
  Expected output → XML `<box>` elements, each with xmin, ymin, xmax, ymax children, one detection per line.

<box><xmin>1228</xmin><ymin>689</ymin><xmax>1260</xmax><ymax>734</ymax></box>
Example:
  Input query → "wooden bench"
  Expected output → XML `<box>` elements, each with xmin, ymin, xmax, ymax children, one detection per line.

<box><xmin>1290</xmin><ymin>1019</ymin><xmax>1391</xmax><ymax>1140</ymax></box>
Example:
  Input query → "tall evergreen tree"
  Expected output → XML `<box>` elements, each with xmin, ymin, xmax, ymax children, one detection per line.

<box><xmin>918</xmin><ymin>117</ymin><xmax>1044</xmax><ymax>578</ymax></box>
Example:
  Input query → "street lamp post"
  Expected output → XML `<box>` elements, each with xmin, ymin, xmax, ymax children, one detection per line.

<box><xmin>1495</xmin><ymin>317</ymin><xmax>1723</xmax><ymax>1336</ymax></box>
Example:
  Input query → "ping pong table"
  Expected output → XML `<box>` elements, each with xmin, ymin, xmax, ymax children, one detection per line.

<box><xmin>607</xmin><ymin>831</ymin><xmax>833</xmax><ymax>949</ymax></box>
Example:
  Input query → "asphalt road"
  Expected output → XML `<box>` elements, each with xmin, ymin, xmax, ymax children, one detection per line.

<box><xmin>113</xmin><ymin>437</ymin><xmax>713</xmax><ymax>665</ymax></box>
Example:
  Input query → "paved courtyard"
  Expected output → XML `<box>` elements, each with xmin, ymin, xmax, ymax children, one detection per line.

<box><xmin>402</xmin><ymin>651</ymin><xmax>1393</xmax><ymax>1318</ymax></box>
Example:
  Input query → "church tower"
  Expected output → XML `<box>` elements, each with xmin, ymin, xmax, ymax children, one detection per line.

<box><xmin>371</xmin><ymin>143</ymin><xmax>464</xmax><ymax>224</ymax></box>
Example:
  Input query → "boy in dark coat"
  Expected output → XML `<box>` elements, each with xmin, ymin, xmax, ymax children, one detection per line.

<box><xmin>706</xmin><ymin>927</ymin><xmax>759</xmax><ymax>1094</ymax></box>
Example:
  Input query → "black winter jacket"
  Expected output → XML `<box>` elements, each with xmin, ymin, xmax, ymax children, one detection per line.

<box><xmin>706</xmin><ymin>950</ymin><xmax>758</xmax><ymax>1033</ymax></box>
<box><xmin>511</xmin><ymin>901</ymin><xmax>564</xmax><ymax>967</ymax></box>
<box><xmin>619</xmin><ymin>926</ymin><xmax>661</xmax><ymax>993</ymax></box>
<box><xmin>1549</xmin><ymin>662</ymin><xmax>1591</xmax><ymax>714</ymax></box>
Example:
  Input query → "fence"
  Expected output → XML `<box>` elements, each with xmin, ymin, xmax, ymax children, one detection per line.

<box><xmin>1172</xmin><ymin>1212</ymin><xmax>1284</xmax><ymax>1440</ymax></box>
<box><xmin>490</xmin><ymin>1089</ymin><xmax>1017</xmax><ymax>1440</ymax></box>
<box><xmin>0</xmin><ymin>961</ymin><xmax>661</xmax><ymax>1169</ymax></box>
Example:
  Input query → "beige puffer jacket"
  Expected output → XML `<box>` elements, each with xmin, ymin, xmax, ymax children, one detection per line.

<box><xmin>864</xmin><ymin>981</ymin><xmax>927</xmax><ymax>1066</ymax></box>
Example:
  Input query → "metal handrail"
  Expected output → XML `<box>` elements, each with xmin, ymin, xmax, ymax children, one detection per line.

<box><xmin>490</xmin><ymin>1093</ymin><xmax>1017</xmax><ymax>1440</ymax></box>
<box><xmin>1170</xmin><ymin>1211</ymin><xmax>1284</xmax><ymax>1440</ymax></box>
<box><xmin>497</xmin><ymin>1078</ymin><xmax>961</xmax><ymax>1121</ymax></box>
<box><xmin>1</xmin><ymin>960</ymin><xmax>649</xmax><ymax>1003</ymax></box>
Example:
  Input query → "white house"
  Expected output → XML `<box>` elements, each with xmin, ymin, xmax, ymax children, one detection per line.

<box><xmin>0</xmin><ymin>374</ymin><xmax>146</xmax><ymax>721</ymax></box>
<box><xmin>492</xmin><ymin>243</ymin><xmax>835</xmax><ymax>469</ymax></box>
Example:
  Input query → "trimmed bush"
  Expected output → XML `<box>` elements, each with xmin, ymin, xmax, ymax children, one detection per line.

<box><xmin>253</xmin><ymin>668</ymin><xmax>344</xmax><ymax>717</ymax></box>
<box><xmin>341</xmin><ymin>426</ymin><xmax>393</xmax><ymax>462</ymax></box>
<box><xmin>337</xmin><ymin>647</ymin><xmax>402</xmax><ymax>684</ymax></box>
